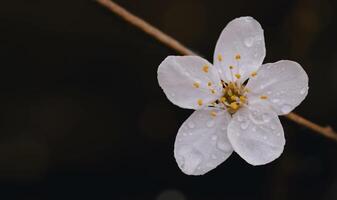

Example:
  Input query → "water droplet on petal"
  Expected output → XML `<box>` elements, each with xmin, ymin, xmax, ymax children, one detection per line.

<box><xmin>262</xmin><ymin>113</ymin><xmax>271</xmax><ymax>122</ymax></box>
<box><xmin>177</xmin><ymin>147</ymin><xmax>203</xmax><ymax>175</ymax></box>
<box><xmin>271</xmin><ymin>125</ymin><xmax>276</xmax><ymax>130</ymax></box>
<box><xmin>237</xmin><ymin>114</ymin><xmax>243</xmax><ymax>122</ymax></box>
<box><xmin>184</xmin><ymin>72</ymin><xmax>190</xmax><ymax>76</ymax></box>
<box><xmin>300</xmin><ymin>88</ymin><xmax>307</xmax><ymax>95</ymax></box>
<box><xmin>244</xmin><ymin>37</ymin><xmax>254</xmax><ymax>47</ymax></box>
<box><xmin>206</xmin><ymin>120</ymin><xmax>215</xmax><ymax>128</ymax></box>
<box><xmin>188</xmin><ymin>122</ymin><xmax>195</xmax><ymax>129</ymax></box>
<box><xmin>217</xmin><ymin>140</ymin><xmax>231</xmax><ymax>152</ymax></box>
<box><xmin>211</xmin><ymin>154</ymin><xmax>217</xmax><ymax>159</ymax></box>
<box><xmin>281</xmin><ymin>104</ymin><xmax>292</xmax><ymax>114</ymax></box>
<box><xmin>263</xmin><ymin>136</ymin><xmax>267</xmax><ymax>140</ymax></box>
<box><xmin>240</xmin><ymin>120</ymin><xmax>249</xmax><ymax>130</ymax></box>
<box><xmin>221</xmin><ymin>126</ymin><xmax>226</xmax><ymax>131</ymax></box>
<box><xmin>211</xmin><ymin>135</ymin><xmax>217</xmax><ymax>141</ymax></box>
<box><xmin>252</xmin><ymin>127</ymin><xmax>256</xmax><ymax>132</ymax></box>
<box><xmin>272</xmin><ymin>99</ymin><xmax>280</xmax><ymax>103</ymax></box>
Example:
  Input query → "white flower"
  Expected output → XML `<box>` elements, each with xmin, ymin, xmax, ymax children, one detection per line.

<box><xmin>157</xmin><ymin>17</ymin><xmax>309</xmax><ymax>175</ymax></box>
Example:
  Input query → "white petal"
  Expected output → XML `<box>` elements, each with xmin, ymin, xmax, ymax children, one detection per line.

<box><xmin>174</xmin><ymin>109</ymin><xmax>233</xmax><ymax>175</ymax></box>
<box><xmin>158</xmin><ymin>56</ymin><xmax>223</xmax><ymax>109</ymax></box>
<box><xmin>227</xmin><ymin>105</ymin><xmax>285</xmax><ymax>165</ymax></box>
<box><xmin>246</xmin><ymin>60</ymin><xmax>309</xmax><ymax>115</ymax></box>
<box><xmin>213</xmin><ymin>16</ymin><xmax>266</xmax><ymax>82</ymax></box>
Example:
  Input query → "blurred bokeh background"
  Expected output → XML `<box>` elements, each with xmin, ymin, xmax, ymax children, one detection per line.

<box><xmin>0</xmin><ymin>0</ymin><xmax>337</xmax><ymax>199</ymax></box>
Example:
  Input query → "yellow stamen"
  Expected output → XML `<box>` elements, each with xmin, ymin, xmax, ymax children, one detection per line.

<box><xmin>229</xmin><ymin>65</ymin><xmax>234</xmax><ymax>69</ymax></box>
<box><xmin>228</xmin><ymin>89</ymin><xmax>233</xmax><ymax>96</ymax></box>
<box><xmin>217</xmin><ymin>54</ymin><xmax>223</xmax><ymax>61</ymax></box>
<box><xmin>260</xmin><ymin>95</ymin><xmax>268</xmax><ymax>100</ymax></box>
<box><xmin>235</xmin><ymin>54</ymin><xmax>241</xmax><ymax>60</ymax></box>
<box><xmin>231</xmin><ymin>95</ymin><xmax>238</xmax><ymax>101</ymax></box>
<box><xmin>193</xmin><ymin>82</ymin><xmax>200</xmax><ymax>88</ymax></box>
<box><xmin>211</xmin><ymin>89</ymin><xmax>216</xmax><ymax>94</ymax></box>
<box><xmin>197</xmin><ymin>99</ymin><xmax>203</xmax><ymax>106</ymax></box>
<box><xmin>251</xmin><ymin>71</ymin><xmax>257</xmax><ymax>77</ymax></box>
<box><xmin>210</xmin><ymin>111</ymin><xmax>217</xmax><ymax>117</ymax></box>
<box><xmin>202</xmin><ymin>65</ymin><xmax>209</xmax><ymax>73</ymax></box>
<box><xmin>239</xmin><ymin>96</ymin><xmax>246</xmax><ymax>102</ymax></box>
<box><xmin>207</xmin><ymin>82</ymin><xmax>212</xmax><ymax>87</ymax></box>
<box><xmin>220</xmin><ymin>97</ymin><xmax>226</xmax><ymax>103</ymax></box>
<box><xmin>230</xmin><ymin>102</ymin><xmax>239</xmax><ymax>110</ymax></box>
<box><xmin>235</xmin><ymin>74</ymin><xmax>241</xmax><ymax>79</ymax></box>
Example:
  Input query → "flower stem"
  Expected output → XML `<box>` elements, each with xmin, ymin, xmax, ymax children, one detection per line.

<box><xmin>95</xmin><ymin>0</ymin><xmax>337</xmax><ymax>142</ymax></box>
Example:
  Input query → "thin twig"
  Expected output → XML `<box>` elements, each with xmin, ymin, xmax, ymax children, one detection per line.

<box><xmin>96</xmin><ymin>0</ymin><xmax>337</xmax><ymax>142</ymax></box>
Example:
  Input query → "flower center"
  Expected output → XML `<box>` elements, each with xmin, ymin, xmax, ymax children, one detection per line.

<box><xmin>214</xmin><ymin>80</ymin><xmax>248</xmax><ymax>114</ymax></box>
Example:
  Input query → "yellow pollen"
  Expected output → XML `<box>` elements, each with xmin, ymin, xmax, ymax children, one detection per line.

<box><xmin>229</xmin><ymin>65</ymin><xmax>234</xmax><ymax>69</ymax></box>
<box><xmin>230</xmin><ymin>95</ymin><xmax>238</xmax><ymax>101</ymax></box>
<box><xmin>217</xmin><ymin>54</ymin><xmax>223</xmax><ymax>61</ymax></box>
<box><xmin>202</xmin><ymin>65</ymin><xmax>209</xmax><ymax>73</ymax></box>
<box><xmin>251</xmin><ymin>71</ymin><xmax>257</xmax><ymax>77</ymax></box>
<box><xmin>228</xmin><ymin>89</ymin><xmax>233</xmax><ymax>96</ymax></box>
<box><xmin>208</xmin><ymin>82</ymin><xmax>212</xmax><ymax>87</ymax></box>
<box><xmin>197</xmin><ymin>99</ymin><xmax>203</xmax><ymax>106</ymax></box>
<box><xmin>239</xmin><ymin>96</ymin><xmax>246</xmax><ymax>102</ymax></box>
<box><xmin>230</xmin><ymin>102</ymin><xmax>239</xmax><ymax>110</ymax></box>
<box><xmin>211</xmin><ymin>89</ymin><xmax>216</xmax><ymax>94</ymax></box>
<box><xmin>260</xmin><ymin>95</ymin><xmax>268</xmax><ymax>100</ymax></box>
<box><xmin>235</xmin><ymin>54</ymin><xmax>241</xmax><ymax>60</ymax></box>
<box><xmin>235</xmin><ymin>74</ymin><xmax>241</xmax><ymax>79</ymax></box>
<box><xmin>220</xmin><ymin>97</ymin><xmax>226</xmax><ymax>103</ymax></box>
<box><xmin>244</xmin><ymin>88</ymin><xmax>250</xmax><ymax>93</ymax></box>
<box><xmin>210</xmin><ymin>111</ymin><xmax>217</xmax><ymax>117</ymax></box>
<box><xmin>193</xmin><ymin>82</ymin><xmax>200</xmax><ymax>88</ymax></box>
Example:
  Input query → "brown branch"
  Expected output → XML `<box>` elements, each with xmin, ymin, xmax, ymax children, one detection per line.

<box><xmin>96</xmin><ymin>0</ymin><xmax>337</xmax><ymax>142</ymax></box>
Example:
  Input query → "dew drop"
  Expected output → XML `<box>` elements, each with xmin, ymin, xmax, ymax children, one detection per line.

<box><xmin>211</xmin><ymin>135</ymin><xmax>217</xmax><ymax>141</ymax></box>
<box><xmin>300</xmin><ymin>87</ymin><xmax>307</xmax><ymax>95</ymax></box>
<box><xmin>263</xmin><ymin>136</ymin><xmax>267</xmax><ymax>140</ymax></box>
<box><xmin>262</xmin><ymin>113</ymin><xmax>271</xmax><ymax>122</ymax></box>
<box><xmin>184</xmin><ymin>72</ymin><xmax>190</xmax><ymax>76</ymax></box>
<box><xmin>206</xmin><ymin>120</ymin><xmax>215</xmax><ymax>128</ymax></box>
<box><xmin>170</xmin><ymin>92</ymin><xmax>176</xmax><ymax>97</ymax></box>
<box><xmin>272</xmin><ymin>99</ymin><xmax>280</xmax><ymax>103</ymax></box>
<box><xmin>211</xmin><ymin>154</ymin><xmax>217</xmax><ymax>159</ymax></box>
<box><xmin>281</xmin><ymin>104</ymin><xmax>292</xmax><ymax>114</ymax></box>
<box><xmin>244</xmin><ymin>37</ymin><xmax>254</xmax><ymax>47</ymax></box>
<box><xmin>237</xmin><ymin>114</ymin><xmax>243</xmax><ymax>122</ymax></box>
<box><xmin>188</xmin><ymin>122</ymin><xmax>195</xmax><ymax>129</ymax></box>
<box><xmin>177</xmin><ymin>147</ymin><xmax>202</xmax><ymax>174</ymax></box>
<box><xmin>271</xmin><ymin>125</ymin><xmax>276</xmax><ymax>130</ymax></box>
<box><xmin>221</xmin><ymin>126</ymin><xmax>227</xmax><ymax>131</ymax></box>
<box><xmin>252</xmin><ymin>127</ymin><xmax>256</xmax><ymax>132</ymax></box>
<box><xmin>217</xmin><ymin>140</ymin><xmax>231</xmax><ymax>151</ymax></box>
<box><xmin>240</xmin><ymin>120</ymin><xmax>250</xmax><ymax>130</ymax></box>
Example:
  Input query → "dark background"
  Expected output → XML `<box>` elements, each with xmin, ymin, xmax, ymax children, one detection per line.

<box><xmin>0</xmin><ymin>0</ymin><xmax>337</xmax><ymax>199</ymax></box>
